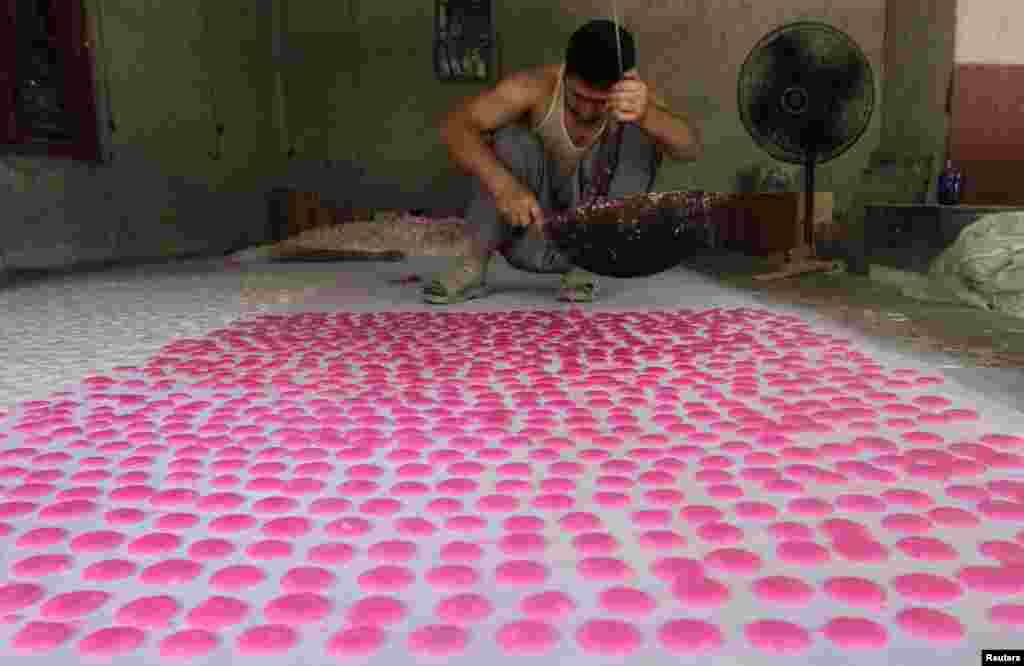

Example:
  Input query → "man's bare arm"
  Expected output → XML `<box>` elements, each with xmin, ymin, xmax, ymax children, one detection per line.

<box><xmin>440</xmin><ymin>70</ymin><xmax>545</xmax><ymax>198</ymax></box>
<box><xmin>641</xmin><ymin>91</ymin><xmax>703</xmax><ymax>162</ymax></box>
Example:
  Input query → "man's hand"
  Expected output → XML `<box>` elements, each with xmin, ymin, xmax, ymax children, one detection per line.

<box><xmin>613</xmin><ymin>69</ymin><xmax>702</xmax><ymax>162</ymax></box>
<box><xmin>496</xmin><ymin>182</ymin><xmax>544</xmax><ymax>230</ymax></box>
<box><xmin>610</xmin><ymin>70</ymin><xmax>649</xmax><ymax>124</ymax></box>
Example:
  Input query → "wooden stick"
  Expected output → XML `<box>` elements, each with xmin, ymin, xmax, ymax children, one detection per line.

<box><xmin>752</xmin><ymin>257</ymin><xmax>844</xmax><ymax>281</ymax></box>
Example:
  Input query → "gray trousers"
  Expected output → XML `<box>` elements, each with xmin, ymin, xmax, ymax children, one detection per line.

<box><xmin>466</xmin><ymin>122</ymin><xmax>662</xmax><ymax>274</ymax></box>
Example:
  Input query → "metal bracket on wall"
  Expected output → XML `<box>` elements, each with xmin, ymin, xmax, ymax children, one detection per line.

<box><xmin>209</xmin><ymin>123</ymin><xmax>224</xmax><ymax>161</ymax></box>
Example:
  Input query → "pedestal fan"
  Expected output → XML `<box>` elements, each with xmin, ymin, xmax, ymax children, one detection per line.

<box><xmin>543</xmin><ymin>20</ymin><xmax>875</xmax><ymax>279</ymax></box>
<box><xmin>737</xmin><ymin>20</ymin><xmax>876</xmax><ymax>279</ymax></box>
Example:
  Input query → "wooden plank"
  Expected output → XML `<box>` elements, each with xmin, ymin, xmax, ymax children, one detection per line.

<box><xmin>286</xmin><ymin>191</ymin><xmax>322</xmax><ymax>237</ymax></box>
<box><xmin>753</xmin><ymin>256</ymin><xmax>844</xmax><ymax>281</ymax></box>
<box><xmin>950</xmin><ymin>63</ymin><xmax>1024</xmax><ymax>205</ymax></box>
<box><xmin>717</xmin><ymin>192</ymin><xmax>834</xmax><ymax>256</ymax></box>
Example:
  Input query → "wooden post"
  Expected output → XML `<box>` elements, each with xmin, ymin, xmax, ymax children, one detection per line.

<box><xmin>287</xmin><ymin>191</ymin><xmax>322</xmax><ymax>237</ymax></box>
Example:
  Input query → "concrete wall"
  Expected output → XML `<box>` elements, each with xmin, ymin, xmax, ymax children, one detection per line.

<box><xmin>290</xmin><ymin>0</ymin><xmax>891</xmax><ymax>204</ymax></box>
<box><xmin>1</xmin><ymin>0</ymin><xmax>282</xmax><ymax>274</ymax></box>
<box><xmin>0</xmin><ymin>0</ymin><xmax>956</xmax><ymax>278</ymax></box>
<box><xmin>956</xmin><ymin>1</ymin><xmax>1023</xmax><ymax>64</ymax></box>
<box><xmin>947</xmin><ymin>1</ymin><xmax>1024</xmax><ymax>204</ymax></box>
<box><xmin>878</xmin><ymin>0</ymin><xmax>956</xmax><ymax>176</ymax></box>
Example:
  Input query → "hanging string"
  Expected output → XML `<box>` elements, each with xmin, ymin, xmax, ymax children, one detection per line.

<box><xmin>580</xmin><ymin>0</ymin><xmax>626</xmax><ymax>204</ymax></box>
<box><xmin>611</xmin><ymin>0</ymin><xmax>623</xmax><ymax>78</ymax></box>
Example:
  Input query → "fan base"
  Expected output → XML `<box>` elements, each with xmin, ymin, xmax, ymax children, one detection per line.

<box><xmin>753</xmin><ymin>246</ymin><xmax>844</xmax><ymax>281</ymax></box>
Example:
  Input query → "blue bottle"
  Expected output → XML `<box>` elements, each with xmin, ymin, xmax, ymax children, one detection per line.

<box><xmin>937</xmin><ymin>160</ymin><xmax>962</xmax><ymax>205</ymax></box>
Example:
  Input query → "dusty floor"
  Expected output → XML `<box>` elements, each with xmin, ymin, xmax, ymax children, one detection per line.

<box><xmin>2</xmin><ymin>231</ymin><xmax>1024</xmax><ymax>664</ymax></box>
<box><xmin>680</xmin><ymin>250</ymin><xmax>1024</xmax><ymax>370</ymax></box>
<box><xmin>260</xmin><ymin>218</ymin><xmax>1024</xmax><ymax>371</ymax></box>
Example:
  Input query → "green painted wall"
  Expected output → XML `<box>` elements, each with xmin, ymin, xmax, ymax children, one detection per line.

<box><xmin>879</xmin><ymin>0</ymin><xmax>956</xmax><ymax>187</ymax></box>
<box><xmin>0</xmin><ymin>0</ymin><xmax>959</xmax><ymax>274</ymax></box>
<box><xmin>280</xmin><ymin>0</ymin><xmax>891</xmax><ymax>206</ymax></box>
<box><xmin>96</xmin><ymin>0</ymin><xmax>279</xmax><ymax>190</ymax></box>
<box><xmin>284</xmin><ymin>0</ymin><xmax>586</xmax><ymax>202</ymax></box>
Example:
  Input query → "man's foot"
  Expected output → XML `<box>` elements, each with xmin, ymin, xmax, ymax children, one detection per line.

<box><xmin>423</xmin><ymin>251</ymin><xmax>493</xmax><ymax>304</ymax></box>
<box><xmin>558</xmin><ymin>266</ymin><xmax>599</xmax><ymax>302</ymax></box>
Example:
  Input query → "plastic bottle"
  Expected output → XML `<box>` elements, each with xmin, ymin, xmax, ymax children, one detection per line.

<box><xmin>937</xmin><ymin>159</ymin><xmax>963</xmax><ymax>205</ymax></box>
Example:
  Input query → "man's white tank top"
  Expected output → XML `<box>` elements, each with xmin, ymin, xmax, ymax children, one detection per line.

<box><xmin>530</xmin><ymin>63</ymin><xmax>608</xmax><ymax>179</ymax></box>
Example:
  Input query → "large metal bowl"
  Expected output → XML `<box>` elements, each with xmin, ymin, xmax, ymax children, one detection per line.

<box><xmin>544</xmin><ymin>190</ymin><xmax>736</xmax><ymax>278</ymax></box>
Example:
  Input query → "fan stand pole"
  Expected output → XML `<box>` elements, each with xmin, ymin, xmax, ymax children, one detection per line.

<box><xmin>753</xmin><ymin>154</ymin><xmax>843</xmax><ymax>281</ymax></box>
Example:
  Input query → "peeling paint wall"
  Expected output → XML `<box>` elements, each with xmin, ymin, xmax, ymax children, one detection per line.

<box><xmin>0</xmin><ymin>0</ymin><xmax>958</xmax><ymax>277</ymax></box>
<box><xmin>878</xmin><ymin>0</ymin><xmax>956</xmax><ymax>186</ymax></box>
<box><xmin>0</xmin><ymin>0</ymin><xmax>281</xmax><ymax>274</ymax></box>
<box><xmin>947</xmin><ymin>1</ymin><xmax>1024</xmax><ymax>204</ymax></box>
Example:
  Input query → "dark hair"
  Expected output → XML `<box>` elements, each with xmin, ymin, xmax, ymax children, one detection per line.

<box><xmin>565</xmin><ymin>19</ymin><xmax>636</xmax><ymax>90</ymax></box>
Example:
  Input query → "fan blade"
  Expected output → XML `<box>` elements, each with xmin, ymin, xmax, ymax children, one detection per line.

<box><xmin>738</xmin><ymin>21</ymin><xmax>875</xmax><ymax>165</ymax></box>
